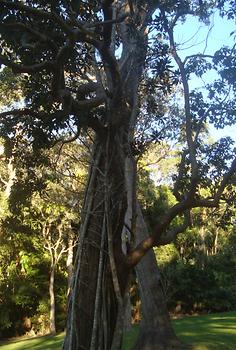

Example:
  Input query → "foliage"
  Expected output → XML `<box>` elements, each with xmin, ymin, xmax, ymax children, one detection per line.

<box><xmin>137</xmin><ymin>144</ymin><xmax>178</xmax><ymax>228</ymax></box>
<box><xmin>0</xmin><ymin>67</ymin><xmax>23</xmax><ymax>108</ymax></box>
<box><xmin>0</xmin><ymin>230</ymin><xmax>49</xmax><ymax>337</ymax></box>
<box><xmin>0</xmin><ymin>140</ymin><xmax>87</xmax><ymax>337</ymax></box>
<box><xmin>155</xmin><ymin>220</ymin><xmax>236</xmax><ymax>314</ymax></box>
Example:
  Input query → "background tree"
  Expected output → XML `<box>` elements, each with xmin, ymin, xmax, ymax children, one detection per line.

<box><xmin>0</xmin><ymin>134</ymin><xmax>88</xmax><ymax>337</ymax></box>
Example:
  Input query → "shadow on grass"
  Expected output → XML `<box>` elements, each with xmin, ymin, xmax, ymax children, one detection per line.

<box><xmin>173</xmin><ymin>311</ymin><xmax>236</xmax><ymax>350</ymax></box>
<box><xmin>122</xmin><ymin>311</ymin><xmax>236</xmax><ymax>350</ymax></box>
<box><xmin>1</xmin><ymin>312</ymin><xmax>236</xmax><ymax>350</ymax></box>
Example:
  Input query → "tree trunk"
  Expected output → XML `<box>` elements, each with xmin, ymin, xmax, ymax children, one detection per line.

<box><xmin>63</xmin><ymin>4</ymin><xmax>157</xmax><ymax>347</ymax></box>
<box><xmin>123</xmin><ymin>290</ymin><xmax>132</xmax><ymax>332</ymax></box>
<box><xmin>49</xmin><ymin>264</ymin><xmax>56</xmax><ymax>335</ymax></box>
<box><xmin>63</xmin><ymin>129</ymin><xmax>130</xmax><ymax>350</ymax></box>
<box><xmin>134</xmin><ymin>203</ymin><xmax>184</xmax><ymax>350</ymax></box>
<box><xmin>213</xmin><ymin>227</ymin><xmax>219</xmax><ymax>255</ymax></box>
<box><xmin>123</xmin><ymin>156</ymin><xmax>183</xmax><ymax>349</ymax></box>
<box><xmin>5</xmin><ymin>157</ymin><xmax>16</xmax><ymax>199</ymax></box>
<box><xmin>66</xmin><ymin>234</ymin><xmax>74</xmax><ymax>296</ymax></box>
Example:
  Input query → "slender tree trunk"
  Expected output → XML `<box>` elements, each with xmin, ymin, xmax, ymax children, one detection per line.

<box><xmin>213</xmin><ymin>227</ymin><xmax>219</xmax><ymax>255</ymax></box>
<box><xmin>66</xmin><ymin>234</ymin><xmax>74</xmax><ymax>296</ymax></box>
<box><xmin>199</xmin><ymin>209</ymin><xmax>207</xmax><ymax>268</ymax></box>
<box><xmin>5</xmin><ymin>157</ymin><xmax>16</xmax><ymax>198</ymax></box>
<box><xmin>49</xmin><ymin>264</ymin><xmax>56</xmax><ymax>335</ymax></box>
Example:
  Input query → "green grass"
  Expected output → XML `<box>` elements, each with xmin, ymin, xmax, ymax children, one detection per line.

<box><xmin>0</xmin><ymin>333</ymin><xmax>64</xmax><ymax>350</ymax></box>
<box><xmin>0</xmin><ymin>311</ymin><xmax>236</xmax><ymax>350</ymax></box>
<box><xmin>123</xmin><ymin>311</ymin><xmax>236</xmax><ymax>349</ymax></box>
<box><xmin>173</xmin><ymin>311</ymin><xmax>236</xmax><ymax>350</ymax></box>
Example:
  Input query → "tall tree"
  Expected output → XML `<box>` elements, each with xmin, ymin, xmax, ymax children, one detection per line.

<box><xmin>0</xmin><ymin>1</ymin><xmax>236</xmax><ymax>349</ymax></box>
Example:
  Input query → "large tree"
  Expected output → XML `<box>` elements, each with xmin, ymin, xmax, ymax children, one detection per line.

<box><xmin>0</xmin><ymin>1</ymin><xmax>236</xmax><ymax>349</ymax></box>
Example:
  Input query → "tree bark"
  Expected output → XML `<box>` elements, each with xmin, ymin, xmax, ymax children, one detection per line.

<box><xmin>133</xmin><ymin>203</ymin><xmax>184</xmax><ymax>350</ymax></box>
<box><xmin>123</xmin><ymin>290</ymin><xmax>132</xmax><ymax>332</ymax></box>
<box><xmin>63</xmin><ymin>3</ymin><xmax>158</xmax><ymax>348</ymax></box>
<box><xmin>123</xmin><ymin>157</ymin><xmax>183</xmax><ymax>350</ymax></box>
<box><xmin>213</xmin><ymin>227</ymin><xmax>219</xmax><ymax>255</ymax></box>
<box><xmin>63</xmin><ymin>129</ymin><xmax>130</xmax><ymax>350</ymax></box>
<box><xmin>66</xmin><ymin>234</ymin><xmax>74</xmax><ymax>296</ymax></box>
<box><xmin>49</xmin><ymin>264</ymin><xmax>56</xmax><ymax>335</ymax></box>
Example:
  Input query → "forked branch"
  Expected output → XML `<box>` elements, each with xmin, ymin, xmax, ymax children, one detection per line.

<box><xmin>126</xmin><ymin>155</ymin><xmax>236</xmax><ymax>268</ymax></box>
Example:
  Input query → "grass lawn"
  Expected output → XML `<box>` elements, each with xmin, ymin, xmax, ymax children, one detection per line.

<box><xmin>173</xmin><ymin>311</ymin><xmax>236</xmax><ymax>350</ymax></box>
<box><xmin>0</xmin><ymin>333</ymin><xmax>64</xmax><ymax>350</ymax></box>
<box><xmin>0</xmin><ymin>311</ymin><xmax>236</xmax><ymax>350</ymax></box>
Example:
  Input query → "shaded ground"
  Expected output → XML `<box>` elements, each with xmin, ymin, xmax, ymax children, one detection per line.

<box><xmin>0</xmin><ymin>311</ymin><xmax>236</xmax><ymax>349</ymax></box>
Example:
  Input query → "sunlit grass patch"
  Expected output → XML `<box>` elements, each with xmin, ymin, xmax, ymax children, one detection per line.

<box><xmin>0</xmin><ymin>333</ymin><xmax>64</xmax><ymax>350</ymax></box>
<box><xmin>0</xmin><ymin>311</ymin><xmax>236</xmax><ymax>349</ymax></box>
<box><xmin>173</xmin><ymin>311</ymin><xmax>236</xmax><ymax>350</ymax></box>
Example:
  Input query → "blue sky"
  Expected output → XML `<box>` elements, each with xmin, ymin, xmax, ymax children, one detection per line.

<box><xmin>175</xmin><ymin>12</ymin><xmax>235</xmax><ymax>56</ymax></box>
<box><xmin>174</xmin><ymin>11</ymin><xmax>236</xmax><ymax>142</ymax></box>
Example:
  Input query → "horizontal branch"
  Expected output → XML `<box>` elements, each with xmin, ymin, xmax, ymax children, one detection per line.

<box><xmin>126</xmin><ymin>156</ymin><xmax>236</xmax><ymax>268</ymax></box>
<box><xmin>0</xmin><ymin>54</ymin><xmax>54</xmax><ymax>74</ymax></box>
<box><xmin>85</xmin><ymin>13</ymin><xmax>129</xmax><ymax>29</ymax></box>
<box><xmin>126</xmin><ymin>198</ymin><xmax>192</xmax><ymax>267</ymax></box>
<box><xmin>0</xmin><ymin>0</ymin><xmax>72</xmax><ymax>35</ymax></box>
<box><xmin>52</xmin><ymin>129</ymin><xmax>81</xmax><ymax>147</ymax></box>
<box><xmin>0</xmin><ymin>92</ymin><xmax>105</xmax><ymax>124</ymax></box>
<box><xmin>0</xmin><ymin>108</ymin><xmax>33</xmax><ymax>118</ymax></box>
<box><xmin>1</xmin><ymin>22</ymin><xmax>49</xmax><ymax>42</ymax></box>
<box><xmin>73</xmin><ymin>95</ymin><xmax>105</xmax><ymax>110</ymax></box>
<box><xmin>76</xmin><ymin>82</ymin><xmax>99</xmax><ymax>95</ymax></box>
<box><xmin>73</xmin><ymin>26</ymin><xmax>101</xmax><ymax>48</ymax></box>
<box><xmin>183</xmin><ymin>53</ymin><xmax>214</xmax><ymax>65</ymax></box>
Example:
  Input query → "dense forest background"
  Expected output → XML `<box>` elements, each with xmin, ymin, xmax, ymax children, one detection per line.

<box><xmin>0</xmin><ymin>134</ymin><xmax>236</xmax><ymax>338</ymax></box>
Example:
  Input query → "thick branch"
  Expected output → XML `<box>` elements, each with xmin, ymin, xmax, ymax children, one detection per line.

<box><xmin>1</xmin><ymin>22</ymin><xmax>49</xmax><ymax>42</ymax></box>
<box><xmin>157</xmin><ymin>211</ymin><xmax>191</xmax><ymax>246</ymax></box>
<box><xmin>73</xmin><ymin>95</ymin><xmax>105</xmax><ymax>110</ymax></box>
<box><xmin>126</xmin><ymin>156</ymin><xmax>236</xmax><ymax>268</ymax></box>
<box><xmin>76</xmin><ymin>82</ymin><xmax>99</xmax><ymax>95</ymax></box>
<box><xmin>0</xmin><ymin>108</ymin><xmax>34</xmax><ymax>118</ymax></box>
<box><xmin>85</xmin><ymin>13</ymin><xmax>129</xmax><ymax>29</ymax></box>
<box><xmin>100</xmin><ymin>46</ymin><xmax>121</xmax><ymax>88</ymax></box>
<box><xmin>101</xmin><ymin>0</ymin><xmax>114</xmax><ymax>48</ymax></box>
<box><xmin>126</xmin><ymin>198</ymin><xmax>193</xmax><ymax>267</ymax></box>
<box><xmin>51</xmin><ymin>39</ymin><xmax>75</xmax><ymax>97</ymax></box>
<box><xmin>0</xmin><ymin>0</ymin><xmax>72</xmax><ymax>35</ymax></box>
<box><xmin>0</xmin><ymin>55</ymin><xmax>54</xmax><ymax>74</ymax></box>
<box><xmin>73</xmin><ymin>26</ymin><xmax>101</xmax><ymax>48</ymax></box>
